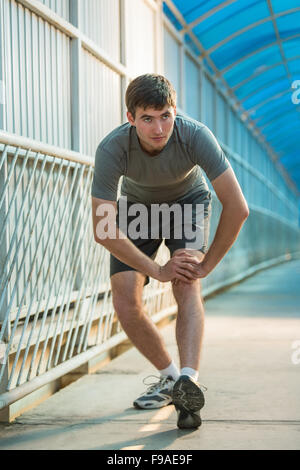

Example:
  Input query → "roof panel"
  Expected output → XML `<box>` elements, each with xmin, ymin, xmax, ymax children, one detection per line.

<box><xmin>280</xmin><ymin>153</ymin><xmax>300</xmax><ymax>169</ymax></box>
<box><xmin>273</xmin><ymin>0</ymin><xmax>300</xmax><ymax>13</ymax></box>
<box><xmin>242</xmin><ymin>79</ymin><xmax>291</xmax><ymax>109</ymax></box>
<box><xmin>258</xmin><ymin>107</ymin><xmax>299</xmax><ymax>128</ymax></box>
<box><xmin>252</xmin><ymin>94</ymin><xmax>295</xmax><ymax>119</ymax></box>
<box><xmin>210</xmin><ymin>23</ymin><xmax>276</xmax><ymax>69</ymax></box>
<box><xmin>172</xmin><ymin>0</ymin><xmax>226</xmax><ymax>23</ymax></box>
<box><xmin>235</xmin><ymin>66</ymin><xmax>286</xmax><ymax>100</ymax></box>
<box><xmin>263</xmin><ymin>119</ymin><xmax>300</xmax><ymax>140</ymax></box>
<box><xmin>266</xmin><ymin>122</ymin><xmax>299</xmax><ymax>141</ymax></box>
<box><xmin>282</xmin><ymin>39</ymin><xmax>300</xmax><ymax>59</ymax></box>
<box><xmin>224</xmin><ymin>46</ymin><xmax>282</xmax><ymax>86</ymax></box>
<box><xmin>276</xmin><ymin>11</ymin><xmax>300</xmax><ymax>37</ymax></box>
<box><xmin>163</xmin><ymin>0</ymin><xmax>300</xmax><ymax>192</ymax></box>
<box><xmin>288</xmin><ymin>60</ymin><xmax>300</xmax><ymax>74</ymax></box>
<box><xmin>192</xmin><ymin>1</ymin><xmax>269</xmax><ymax>49</ymax></box>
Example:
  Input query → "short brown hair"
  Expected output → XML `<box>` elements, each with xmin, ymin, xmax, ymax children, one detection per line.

<box><xmin>125</xmin><ymin>74</ymin><xmax>176</xmax><ymax>118</ymax></box>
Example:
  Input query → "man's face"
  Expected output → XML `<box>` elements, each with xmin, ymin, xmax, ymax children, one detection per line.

<box><xmin>127</xmin><ymin>104</ymin><xmax>176</xmax><ymax>156</ymax></box>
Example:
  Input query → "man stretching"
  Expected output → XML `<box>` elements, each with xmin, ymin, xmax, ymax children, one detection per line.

<box><xmin>91</xmin><ymin>74</ymin><xmax>249</xmax><ymax>429</ymax></box>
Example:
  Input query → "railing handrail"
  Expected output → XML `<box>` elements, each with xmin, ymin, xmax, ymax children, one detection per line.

<box><xmin>0</xmin><ymin>130</ymin><xmax>94</xmax><ymax>167</ymax></box>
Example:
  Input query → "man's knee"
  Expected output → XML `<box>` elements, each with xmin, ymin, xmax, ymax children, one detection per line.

<box><xmin>170</xmin><ymin>247</ymin><xmax>204</xmax><ymax>291</ymax></box>
<box><xmin>111</xmin><ymin>271</ymin><xmax>145</xmax><ymax>321</ymax></box>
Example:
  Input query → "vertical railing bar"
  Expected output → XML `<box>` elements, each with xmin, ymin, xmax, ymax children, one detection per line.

<box><xmin>64</xmin><ymin>225</ymin><xmax>105</xmax><ymax>360</ymax></box>
<box><xmin>81</xmin><ymin>274</ymin><xmax>109</xmax><ymax>352</ymax></box>
<box><xmin>25</xmin><ymin>162</ymin><xmax>82</xmax><ymax>380</ymax></box>
<box><xmin>63</xmin><ymin>233</ymin><xmax>98</xmax><ymax>360</ymax></box>
<box><xmin>0</xmin><ymin>154</ymin><xmax>63</xmax><ymax>380</ymax></box>
<box><xmin>101</xmin><ymin>292</ymin><xmax>115</xmax><ymax>343</ymax></box>
<box><xmin>0</xmin><ymin>146</ymin><xmax>21</xmax><ymax>210</ymax></box>
<box><xmin>106</xmin><ymin>299</ymin><xmax>118</xmax><ymax>340</ymax></box>
<box><xmin>77</xmin><ymin>247</ymin><xmax>107</xmax><ymax>353</ymax></box>
<box><xmin>0</xmin><ymin>155</ymin><xmax>59</xmax><ymax>383</ymax></box>
<box><xmin>0</xmin><ymin>153</ymin><xmax>53</xmax><ymax>343</ymax></box>
<box><xmin>53</xmin><ymin>184</ymin><xmax>96</xmax><ymax>364</ymax></box>
<box><xmin>0</xmin><ymin>144</ymin><xmax>8</xmax><ymax>173</ymax></box>
<box><xmin>72</xmin><ymin>237</ymin><xmax>107</xmax><ymax>354</ymax></box>
<box><xmin>14</xmin><ymin>161</ymin><xmax>74</xmax><ymax>386</ymax></box>
<box><xmin>95</xmin><ymin>285</ymin><xmax>111</xmax><ymax>346</ymax></box>
<box><xmin>44</xmin><ymin>166</ymin><xmax>94</xmax><ymax>371</ymax></box>
<box><xmin>0</xmin><ymin>148</ymin><xmax>37</xmax><ymax>251</ymax></box>
<box><xmin>35</xmin><ymin>163</ymin><xmax>89</xmax><ymax>376</ymax></box>
<box><xmin>45</xmin><ymin>168</ymin><xmax>92</xmax><ymax>367</ymax></box>
<box><xmin>63</xmin><ymin>231</ymin><xmax>95</xmax><ymax>359</ymax></box>
<box><xmin>6</xmin><ymin>158</ymin><xmax>67</xmax><ymax>388</ymax></box>
<box><xmin>57</xmin><ymin>224</ymin><xmax>94</xmax><ymax>362</ymax></box>
<box><xmin>34</xmin><ymin>164</ymin><xmax>89</xmax><ymax>376</ymax></box>
<box><xmin>0</xmin><ymin>152</ymin><xmax>47</xmax><ymax>306</ymax></box>
<box><xmin>94</xmin><ymin>255</ymin><xmax>112</xmax><ymax>345</ymax></box>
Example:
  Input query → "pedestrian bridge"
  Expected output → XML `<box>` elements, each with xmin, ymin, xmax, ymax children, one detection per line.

<box><xmin>0</xmin><ymin>1</ymin><xmax>300</xmax><ymax>450</ymax></box>
<box><xmin>0</xmin><ymin>258</ymin><xmax>299</xmax><ymax>450</ymax></box>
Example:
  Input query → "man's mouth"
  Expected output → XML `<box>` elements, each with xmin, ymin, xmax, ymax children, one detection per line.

<box><xmin>151</xmin><ymin>136</ymin><xmax>165</xmax><ymax>141</ymax></box>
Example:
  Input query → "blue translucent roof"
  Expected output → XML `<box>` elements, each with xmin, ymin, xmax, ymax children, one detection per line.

<box><xmin>163</xmin><ymin>0</ymin><xmax>300</xmax><ymax>192</ymax></box>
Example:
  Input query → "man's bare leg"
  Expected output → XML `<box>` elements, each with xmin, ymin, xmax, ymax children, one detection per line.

<box><xmin>170</xmin><ymin>249</ymin><xmax>206</xmax><ymax>429</ymax></box>
<box><xmin>171</xmin><ymin>249</ymin><xmax>205</xmax><ymax>371</ymax></box>
<box><xmin>110</xmin><ymin>270</ymin><xmax>172</xmax><ymax>370</ymax></box>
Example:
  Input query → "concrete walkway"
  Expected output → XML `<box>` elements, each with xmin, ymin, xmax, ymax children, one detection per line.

<box><xmin>0</xmin><ymin>259</ymin><xmax>300</xmax><ymax>450</ymax></box>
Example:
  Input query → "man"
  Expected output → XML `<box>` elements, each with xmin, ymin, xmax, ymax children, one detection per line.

<box><xmin>91</xmin><ymin>74</ymin><xmax>249</xmax><ymax>429</ymax></box>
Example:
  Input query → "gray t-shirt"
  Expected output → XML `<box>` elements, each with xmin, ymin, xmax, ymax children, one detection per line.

<box><xmin>91</xmin><ymin>114</ymin><xmax>230</xmax><ymax>204</ymax></box>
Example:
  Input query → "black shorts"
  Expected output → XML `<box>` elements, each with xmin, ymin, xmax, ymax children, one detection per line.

<box><xmin>110</xmin><ymin>188</ymin><xmax>212</xmax><ymax>286</ymax></box>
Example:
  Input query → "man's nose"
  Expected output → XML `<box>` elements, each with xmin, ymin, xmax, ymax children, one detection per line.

<box><xmin>153</xmin><ymin>120</ymin><xmax>163</xmax><ymax>134</ymax></box>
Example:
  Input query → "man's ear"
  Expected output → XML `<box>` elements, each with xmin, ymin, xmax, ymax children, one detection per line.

<box><xmin>173</xmin><ymin>105</ymin><xmax>177</xmax><ymax>117</ymax></box>
<box><xmin>127</xmin><ymin>111</ymin><xmax>135</xmax><ymax>126</ymax></box>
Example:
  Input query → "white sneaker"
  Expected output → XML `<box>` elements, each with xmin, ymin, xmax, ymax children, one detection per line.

<box><xmin>133</xmin><ymin>375</ymin><xmax>175</xmax><ymax>409</ymax></box>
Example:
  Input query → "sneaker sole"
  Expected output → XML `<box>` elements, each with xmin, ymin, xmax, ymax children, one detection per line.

<box><xmin>172</xmin><ymin>378</ymin><xmax>205</xmax><ymax>429</ymax></box>
<box><xmin>133</xmin><ymin>399</ymin><xmax>173</xmax><ymax>410</ymax></box>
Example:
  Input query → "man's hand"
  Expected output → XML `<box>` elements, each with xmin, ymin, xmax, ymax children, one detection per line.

<box><xmin>194</xmin><ymin>260</ymin><xmax>210</xmax><ymax>278</ymax></box>
<box><xmin>157</xmin><ymin>252</ymin><xmax>201</xmax><ymax>283</ymax></box>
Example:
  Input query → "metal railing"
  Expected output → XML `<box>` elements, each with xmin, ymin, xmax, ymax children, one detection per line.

<box><xmin>0</xmin><ymin>131</ymin><xmax>175</xmax><ymax>411</ymax></box>
<box><xmin>1</xmin><ymin>130</ymin><xmax>299</xmax><ymax>414</ymax></box>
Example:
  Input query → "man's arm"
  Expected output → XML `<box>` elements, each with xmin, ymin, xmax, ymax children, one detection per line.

<box><xmin>200</xmin><ymin>166</ymin><xmax>249</xmax><ymax>275</ymax></box>
<box><xmin>92</xmin><ymin>196</ymin><xmax>200</xmax><ymax>283</ymax></box>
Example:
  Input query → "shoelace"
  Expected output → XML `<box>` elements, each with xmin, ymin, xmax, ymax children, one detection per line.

<box><xmin>199</xmin><ymin>384</ymin><xmax>208</xmax><ymax>392</ymax></box>
<box><xmin>142</xmin><ymin>375</ymin><xmax>208</xmax><ymax>394</ymax></box>
<box><xmin>142</xmin><ymin>375</ymin><xmax>173</xmax><ymax>394</ymax></box>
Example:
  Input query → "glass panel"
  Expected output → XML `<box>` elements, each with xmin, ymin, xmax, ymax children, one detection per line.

<box><xmin>243</xmin><ymin>79</ymin><xmax>291</xmax><ymax>109</ymax></box>
<box><xmin>184</xmin><ymin>55</ymin><xmax>200</xmax><ymax>119</ymax></box>
<box><xmin>282</xmin><ymin>39</ymin><xmax>300</xmax><ymax>59</ymax></box>
<box><xmin>235</xmin><ymin>66</ymin><xmax>286</xmax><ymax>100</ymax></box>
<box><xmin>249</xmin><ymin>94</ymin><xmax>293</xmax><ymax>120</ymax></box>
<box><xmin>211</xmin><ymin>23</ymin><xmax>276</xmax><ymax>69</ymax></box>
<box><xmin>224</xmin><ymin>46</ymin><xmax>282</xmax><ymax>86</ymax></box>
<box><xmin>173</xmin><ymin>0</ymin><xmax>226</xmax><ymax>23</ymax></box>
<box><xmin>193</xmin><ymin>0</ymin><xmax>269</xmax><ymax>50</ymax></box>
<box><xmin>276</xmin><ymin>11</ymin><xmax>300</xmax><ymax>38</ymax></box>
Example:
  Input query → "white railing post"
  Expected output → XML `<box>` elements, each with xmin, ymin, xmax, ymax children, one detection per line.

<box><xmin>0</xmin><ymin>0</ymin><xmax>10</xmax><ymax>417</ymax></box>
<box><xmin>69</xmin><ymin>0</ymin><xmax>85</xmax><ymax>293</ymax></box>
<box><xmin>0</xmin><ymin>147</ymin><xmax>10</xmax><ymax>422</ymax></box>
<box><xmin>120</xmin><ymin>0</ymin><xmax>129</xmax><ymax>123</ymax></box>
<box><xmin>155</xmin><ymin>0</ymin><xmax>164</xmax><ymax>75</ymax></box>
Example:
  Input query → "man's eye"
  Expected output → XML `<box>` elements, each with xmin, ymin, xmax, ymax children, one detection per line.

<box><xmin>144</xmin><ymin>118</ymin><xmax>151</xmax><ymax>122</ymax></box>
<box><xmin>162</xmin><ymin>115</ymin><xmax>170</xmax><ymax>119</ymax></box>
